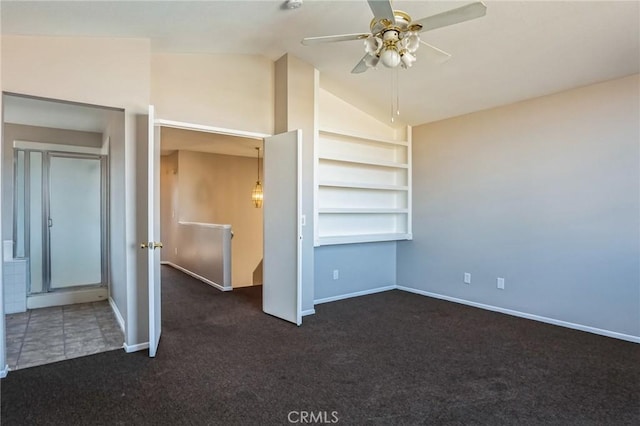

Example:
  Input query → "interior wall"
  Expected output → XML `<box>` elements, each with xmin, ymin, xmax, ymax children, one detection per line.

<box><xmin>105</xmin><ymin>112</ymin><xmax>127</xmax><ymax>323</ymax></box>
<box><xmin>398</xmin><ymin>74</ymin><xmax>640</xmax><ymax>339</ymax></box>
<box><xmin>313</xmin><ymin>86</ymin><xmax>405</xmax><ymax>303</ymax></box>
<box><xmin>173</xmin><ymin>150</ymin><xmax>263</xmax><ymax>287</ymax></box>
<box><xmin>151</xmin><ymin>53</ymin><xmax>274</xmax><ymax>135</ymax></box>
<box><xmin>1</xmin><ymin>35</ymin><xmax>151</xmax><ymax>347</ymax></box>
<box><xmin>160</xmin><ymin>152</ymin><xmax>178</xmax><ymax>265</ymax></box>
<box><xmin>274</xmin><ymin>54</ymin><xmax>316</xmax><ymax>313</ymax></box>
<box><xmin>318</xmin><ymin>88</ymin><xmax>407</xmax><ymax>141</ymax></box>
<box><xmin>0</xmin><ymin>32</ymin><xmax>6</xmax><ymax>376</ymax></box>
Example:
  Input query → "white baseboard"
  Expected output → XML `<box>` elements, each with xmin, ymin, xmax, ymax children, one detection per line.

<box><xmin>123</xmin><ymin>342</ymin><xmax>149</xmax><ymax>353</ymax></box>
<box><xmin>301</xmin><ymin>309</ymin><xmax>316</xmax><ymax>316</ymax></box>
<box><xmin>314</xmin><ymin>285</ymin><xmax>397</xmax><ymax>305</ymax></box>
<box><xmin>0</xmin><ymin>364</ymin><xmax>9</xmax><ymax>379</ymax></box>
<box><xmin>397</xmin><ymin>286</ymin><xmax>640</xmax><ymax>344</ymax></box>
<box><xmin>163</xmin><ymin>262</ymin><xmax>232</xmax><ymax>292</ymax></box>
<box><xmin>108</xmin><ymin>297</ymin><xmax>125</xmax><ymax>334</ymax></box>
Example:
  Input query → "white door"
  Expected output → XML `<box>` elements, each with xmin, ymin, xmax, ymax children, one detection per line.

<box><xmin>146</xmin><ymin>106</ymin><xmax>162</xmax><ymax>357</ymax></box>
<box><xmin>262</xmin><ymin>130</ymin><xmax>303</xmax><ymax>325</ymax></box>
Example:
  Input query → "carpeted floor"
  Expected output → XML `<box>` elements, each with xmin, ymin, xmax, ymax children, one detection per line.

<box><xmin>1</xmin><ymin>265</ymin><xmax>638</xmax><ymax>425</ymax></box>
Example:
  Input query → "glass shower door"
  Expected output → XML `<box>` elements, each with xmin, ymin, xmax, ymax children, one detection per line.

<box><xmin>48</xmin><ymin>155</ymin><xmax>104</xmax><ymax>289</ymax></box>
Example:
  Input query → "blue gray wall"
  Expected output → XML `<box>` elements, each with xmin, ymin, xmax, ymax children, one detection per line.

<box><xmin>397</xmin><ymin>74</ymin><xmax>639</xmax><ymax>339</ymax></box>
<box><xmin>314</xmin><ymin>242</ymin><xmax>396</xmax><ymax>303</ymax></box>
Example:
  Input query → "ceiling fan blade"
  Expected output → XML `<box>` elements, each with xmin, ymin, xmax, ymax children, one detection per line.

<box><xmin>351</xmin><ymin>55</ymin><xmax>370</xmax><ymax>74</ymax></box>
<box><xmin>413</xmin><ymin>2</ymin><xmax>487</xmax><ymax>33</ymax></box>
<box><xmin>302</xmin><ymin>33</ymin><xmax>370</xmax><ymax>45</ymax></box>
<box><xmin>419</xmin><ymin>41</ymin><xmax>452</xmax><ymax>64</ymax></box>
<box><xmin>367</xmin><ymin>0</ymin><xmax>396</xmax><ymax>25</ymax></box>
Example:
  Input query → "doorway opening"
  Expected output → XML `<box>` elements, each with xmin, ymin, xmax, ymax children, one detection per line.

<box><xmin>2</xmin><ymin>93</ymin><xmax>125</xmax><ymax>370</ymax></box>
<box><xmin>158</xmin><ymin>126</ymin><xmax>264</xmax><ymax>298</ymax></box>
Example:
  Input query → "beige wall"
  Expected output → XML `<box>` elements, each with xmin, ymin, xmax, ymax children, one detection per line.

<box><xmin>161</xmin><ymin>150</ymin><xmax>263</xmax><ymax>287</ymax></box>
<box><xmin>1</xmin><ymin>35</ymin><xmax>151</xmax><ymax>346</ymax></box>
<box><xmin>151</xmin><ymin>53</ymin><xmax>274</xmax><ymax>135</ymax></box>
<box><xmin>160</xmin><ymin>152</ymin><xmax>179</xmax><ymax>265</ymax></box>
<box><xmin>2</xmin><ymin>36</ymin><xmax>149</xmax><ymax>110</ymax></box>
<box><xmin>318</xmin><ymin>87</ymin><xmax>406</xmax><ymax>140</ymax></box>
<box><xmin>398</xmin><ymin>74</ymin><xmax>640</xmax><ymax>339</ymax></box>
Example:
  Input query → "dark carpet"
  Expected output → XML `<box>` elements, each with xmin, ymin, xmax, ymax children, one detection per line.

<box><xmin>1</xmin><ymin>265</ymin><xmax>638</xmax><ymax>425</ymax></box>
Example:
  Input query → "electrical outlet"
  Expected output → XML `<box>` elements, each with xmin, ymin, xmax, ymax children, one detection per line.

<box><xmin>333</xmin><ymin>270</ymin><xmax>339</xmax><ymax>280</ymax></box>
<box><xmin>497</xmin><ymin>277</ymin><xmax>505</xmax><ymax>290</ymax></box>
<box><xmin>464</xmin><ymin>273</ymin><xmax>471</xmax><ymax>284</ymax></box>
<box><xmin>174</xmin><ymin>247</ymin><xmax>178</xmax><ymax>255</ymax></box>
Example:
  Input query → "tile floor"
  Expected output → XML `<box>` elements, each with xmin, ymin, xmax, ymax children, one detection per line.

<box><xmin>5</xmin><ymin>300</ymin><xmax>124</xmax><ymax>370</ymax></box>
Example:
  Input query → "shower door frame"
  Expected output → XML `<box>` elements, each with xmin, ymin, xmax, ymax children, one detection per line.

<box><xmin>13</xmin><ymin>146</ymin><xmax>109</xmax><ymax>294</ymax></box>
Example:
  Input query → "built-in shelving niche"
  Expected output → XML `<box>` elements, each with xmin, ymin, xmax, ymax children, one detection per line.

<box><xmin>314</xmin><ymin>128</ymin><xmax>412</xmax><ymax>246</ymax></box>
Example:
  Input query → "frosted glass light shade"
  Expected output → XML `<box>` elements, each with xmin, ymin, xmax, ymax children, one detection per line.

<box><xmin>252</xmin><ymin>181</ymin><xmax>263</xmax><ymax>208</ymax></box>
<box><xmin>400</xmin><ymin>51</ymin><xmax>416</xmax><ymax>68</ymax></box>
<box><xmin>405</xmin><ymin>32</ymin><xmax>420</xmax><ymax>53</ymax></box>
<box><xmin>380</xmin><ymin>48</ymin><xmax>401</xmax><ymax>68</ymax></box>
<box><xmin>364</xmin><ymin>36</ymin><xmax>382</xmax><ymax>55</ymax></box>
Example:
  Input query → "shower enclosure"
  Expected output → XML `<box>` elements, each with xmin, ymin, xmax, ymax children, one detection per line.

<box><xmin>14</xmin><ymin>148</ymin><xmax>107</xmax><ymax>296</ymax></box>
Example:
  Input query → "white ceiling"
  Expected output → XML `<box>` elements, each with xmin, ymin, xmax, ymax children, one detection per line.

<box><xmin>2</xmin><ymin>0</ymin><xmax>638</xmax><ymax>127</ymax></box>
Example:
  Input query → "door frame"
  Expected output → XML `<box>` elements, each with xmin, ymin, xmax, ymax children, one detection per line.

<box><xmin>149</xmin><ymin>118</ymin><xmax>272</xmax><ymax>350</ymax></box>
<box><xmin>12</xmin><ymin>148</ymin><xmax>108</xmax><ymax>294</ymax></box>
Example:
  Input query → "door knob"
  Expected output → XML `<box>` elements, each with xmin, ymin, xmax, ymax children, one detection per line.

<box><xmin>140</xmin><ymin>242</ymin><xmax>163</xmax><ymax>250</ymax></box>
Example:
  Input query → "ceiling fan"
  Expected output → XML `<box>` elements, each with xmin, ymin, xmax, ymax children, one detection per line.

<box><xmin>301</xmin><ymin>0</ymin><xmax>487</xmax><ymax>73</ymax></box>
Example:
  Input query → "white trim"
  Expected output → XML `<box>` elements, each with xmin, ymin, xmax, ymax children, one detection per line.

<box><xmin>0</xmin><ymin>364</ymin><xmax>9</xmax><ymax>379</ymax></box>
<box><xmin>314</xmin><ymin>285</ymin><xmax>397</xmax><ymax>305</ymax></box>
<box><xmin>13</xmin><ymin>140</ymin><xmax>107</xmax><ymax>155</ymax></box>
<box><xmin>108</xmin><ymin>297</ymin><xmax>125</xmax><ymax>333</ymax></box>
<box><xmin>123</xmin><ymin>342</ymin><xmax>149</xmax><ymax>353</ymax></box>
<box><xmin>178</xmin><ymin>221</ymin><xmax>231</xmax><ymax>229</ymax></box>
<box><xmin>397</xmin><ymin>286</ymin><xmax>640</xmax><ymax>344</ymax></box>
<box><xmin>164</xmin><ymin>262</ymin><xmax>232</xmax><ymax>292</ymax></box>
<box><xmin>155</xmin><ymin>119</ymin><xmax>270</xmax><ymax>140</ymax></box>
<box><xmin>301</xmin><ymin>309</ymin><xmax>316</xmax><ymax>317</ymax></box>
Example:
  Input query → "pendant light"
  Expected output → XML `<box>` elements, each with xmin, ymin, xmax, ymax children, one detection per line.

<box><xmin>251</xmin><ymin>147</ymin><xmax>263</xmax><ymax>208</ymax></box>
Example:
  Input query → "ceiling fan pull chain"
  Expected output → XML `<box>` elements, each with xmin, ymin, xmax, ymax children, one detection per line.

<box><xmin>390</xmin><ymin>70</ymin><xmax>395</xmax><ymax>123</ymax></box>
<box><xmin>395</xmin><ymin>67</ymin><xmax>400</xmax><ymax>117</ymax></box>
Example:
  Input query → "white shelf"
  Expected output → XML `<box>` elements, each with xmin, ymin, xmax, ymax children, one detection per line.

<box><xmin>319</xmin><ymin>128</ymin><xmax>408</xmax><ymax>147</ymax></box>
<box><xmin>318</xmin><ymin>154</ymin><xmax>408</xmax><ymax>169</ymax></box>
<box><xmin>316</xmin><ymin>233</ymin><xmax>413</xmax><ymax>246</ymax></box>
<box><xmin>319</xmin><ymin>208</ymin><xmax>409</xmax><ymax>214</ymax></box>
<box><xmin>318</xmin><ymin>181</ymin><xmax>408</xmax><ymax>191</ymax></box>
<box><xmin>314</xmin><ymin>126</ymin><xmax>412</xmax><ymax>246</ymax></box>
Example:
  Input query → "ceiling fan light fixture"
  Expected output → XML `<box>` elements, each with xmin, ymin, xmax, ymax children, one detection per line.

<box><xmin>405</xmin><ymin>32</ymin><xmax>420</xmax><ymax>53</ymax></box>
<box><xmin>364</xmin><ymin>35</ymin><xmax>382</xmax><ymax>55</ymax></box>
<box><xmin>400</xmin><ymin>51</ymin><xmax>416</xmax><ymax>69</ymax></box>
<box><xmin>380</xmin><ymin>47</ymin><xmax>400</xmax><ymax>68</ymax></box>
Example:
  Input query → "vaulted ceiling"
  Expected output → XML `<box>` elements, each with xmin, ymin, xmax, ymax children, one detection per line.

<box><xmin>2</xmin><ymin>1</ymin><xmax>638</xmax><ymax>126</ymax></box>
